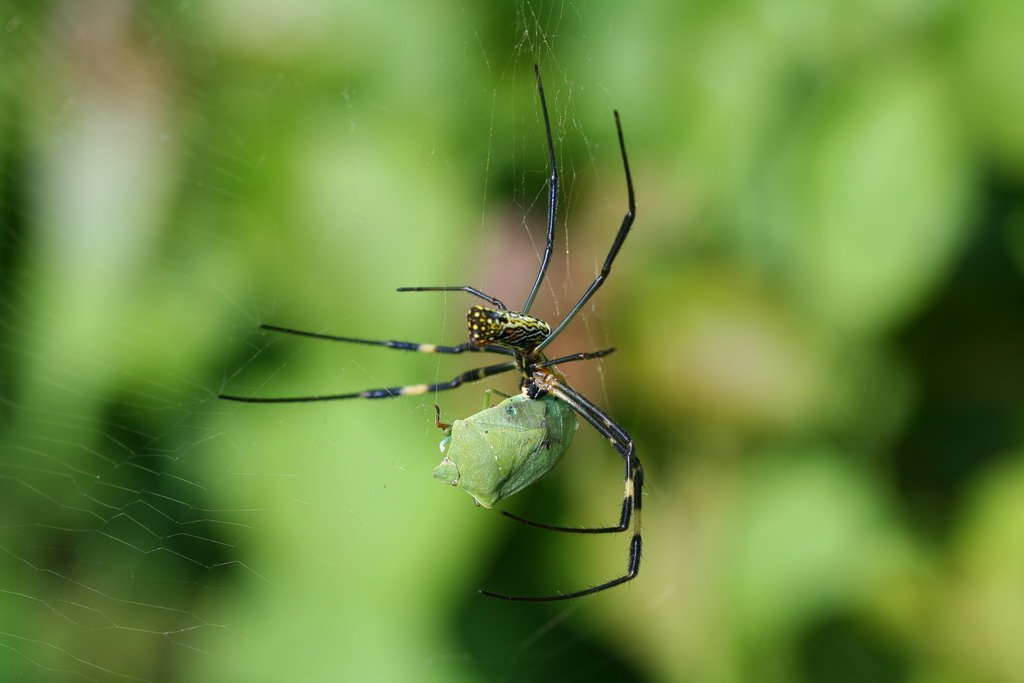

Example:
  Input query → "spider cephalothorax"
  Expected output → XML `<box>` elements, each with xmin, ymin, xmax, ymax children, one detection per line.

<box><xmin>221</xmin><ymin>65</ymin><xmax>641</xmax><ymax>602</ymax></box>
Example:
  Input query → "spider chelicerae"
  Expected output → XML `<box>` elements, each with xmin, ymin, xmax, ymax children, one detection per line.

<box><xmin>220</xmin><ymin>65</ymin><xmax>641</xmax><ymax>602</ymax></box>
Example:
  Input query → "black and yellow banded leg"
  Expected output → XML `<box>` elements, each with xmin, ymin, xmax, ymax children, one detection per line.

<box><xmin>479</xmin><ymin>373</ymin><xmax>643</xmax><ymax>602</ymax></box>
<box><xmin>259</xmin><ymin>323</ymin><xmax>513</xmax><ymax>357</ymax></box>
<box><xmin>219</xmin><ymin>360</ymin><xmax>520</xmax><ymax>403</ymax></box>
<box><xmin>502</xmin><ymin>377</ymin><xmax>641</xmax><ymax>534</ymax></box>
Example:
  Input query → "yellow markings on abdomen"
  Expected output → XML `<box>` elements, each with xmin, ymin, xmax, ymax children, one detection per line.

<box><xmin>467</xmin><ymin>306</ymin><xmax>550</xmax><ymax>351</ymax></box>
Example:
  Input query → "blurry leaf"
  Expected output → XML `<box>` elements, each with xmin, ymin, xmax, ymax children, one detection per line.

<box><xmin>728</xmin><ymin>448</ymin><xmax>895</xmax><ymax>649</ymax></box>
<box><xmin>943</xmin><ymin>454</ymin><xmax>1024</xmax><ymax>681</ymax></box>
<box><xmin>956</xmin><ymin>0</ymin><xmax>1024</xmax><ymax>177</ymax></box>
<box><xmin>629</xmin><ymin>268</ymin><xmax>822</xmax><ymax>433</ymax></box>
<box><xmin>768</xmin><ymin>59</ymin><xmax>972</xmax><ymax>336</ymax></box>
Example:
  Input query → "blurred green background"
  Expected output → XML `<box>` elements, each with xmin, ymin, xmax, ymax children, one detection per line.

<box><xmin>2</xmin><ymin>0</ymin><xmax>1024</xmax><ymax>681</ymax></box>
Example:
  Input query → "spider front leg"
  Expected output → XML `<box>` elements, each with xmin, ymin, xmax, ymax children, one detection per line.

<box><xmin>479</xmin><ymin>373</ymin><xmax>644</xmax><ymax>602</ymax></box>
<box><xmin>500</xmin><ymin>376</ymin><xmax>642</xmax><ymax>534</ymax></box>
<box><xmin>480</xmin><ymin>443</ymin><xmax>643</xmax><ymax>601</ymax></box>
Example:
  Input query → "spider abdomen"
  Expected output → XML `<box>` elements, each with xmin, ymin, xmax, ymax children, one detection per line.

<box><xmin>468</xmin><ymin>306</ymin><xmax>550</xmax><ymax>351</ymax></box>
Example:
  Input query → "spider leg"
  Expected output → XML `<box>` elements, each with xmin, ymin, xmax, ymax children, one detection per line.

<box><xmin>259</xmin><ymin>323</ymin><xmax>513</xmax><ymax>356</ymax></box>
<box><xmin>521</xmin><ymin>64</ymin><xmax>558</xmax><ymax>315</ymax></box>
<box><xmin>396</xmin><ymin>286</ymin><xmax>507</xmax><ymax>310</ymax></box>
<box><xmin>540</xmin><ymin>348</ymin><xmax>616</xmax><ymax>367</ymax></box>
<box><xmin>501</xmin><ymin>379</ymin><xmax>640</xmax><ymax>534</ymax></box>
<box><xmin>479</xmin><ymin>535</ymin><xmax>641</xmax><ymax>602</ymax></box>
<box><xmin>481</xmin><ymin>374</ymin><xmax>643</xmax><ymax>602</ymax></box>
<box><xmin>218</xmin><ymin>360</ymin><xmax>518</xmax><ymax>403</ymax></box>
<box><xmin>534</xmin><ymin>109</ymin><xmax>636</xmax><ymax>353</ymax></box>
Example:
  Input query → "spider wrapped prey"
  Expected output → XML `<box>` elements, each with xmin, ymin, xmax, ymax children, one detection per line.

<box><xmin>220</xmin><ymin>66</ymin><xmax>641</xmax><ymax>602</ymax></box>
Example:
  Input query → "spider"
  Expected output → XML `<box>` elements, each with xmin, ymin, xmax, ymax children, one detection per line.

<box><xmin>220</xmin><ymin>65</ymin><xmax>641</xmax><ymax>602</ymax></box>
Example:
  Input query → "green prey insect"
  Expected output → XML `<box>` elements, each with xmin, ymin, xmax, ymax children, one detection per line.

<box><xmin>220</xmin><ymin>65</ymin><xmax>642</xmax><ymax>602</ymax></box>
<box><xmin>434</xmin><ymin>389</ymin><xmax>578</xmax><ymax>508</ymax></box>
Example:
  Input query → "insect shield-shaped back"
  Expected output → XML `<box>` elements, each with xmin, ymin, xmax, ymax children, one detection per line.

<box><xmin>467</xmin><ymin>306</ymin><xmax>551</xmax><ymax>351</ymax></box>
<box><xmin>433</xmin><ymin>394</ymin><xmax>578</xmax><ymax>507</ymax></box>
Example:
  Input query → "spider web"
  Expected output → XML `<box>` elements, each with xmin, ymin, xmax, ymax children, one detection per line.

<box><xmin>0</xmin><ymin>2</ymin><xmax>646</xmax><ymax>680</ymax></box>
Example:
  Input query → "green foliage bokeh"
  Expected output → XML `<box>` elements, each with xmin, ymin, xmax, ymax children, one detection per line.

<box><xmin>2</xmin><ymin>1</ymin><xmax>1023</xmax><ymax>681</ymax></box>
